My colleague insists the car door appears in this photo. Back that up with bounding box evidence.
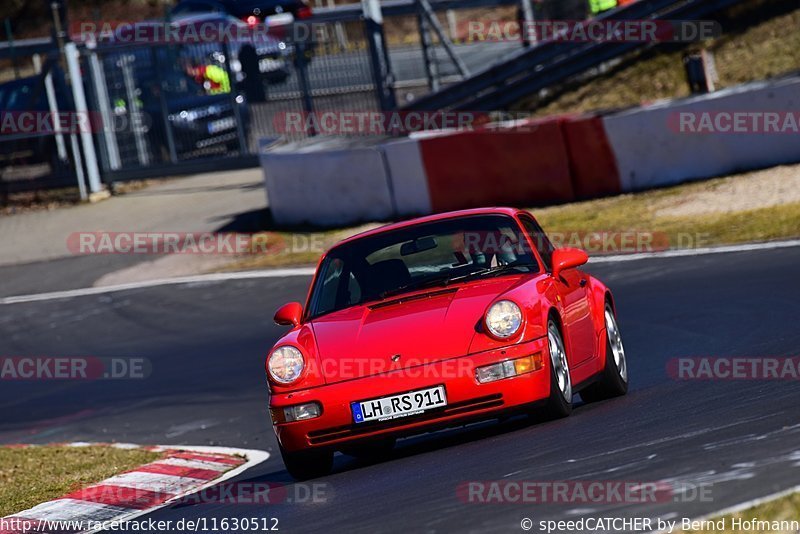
[552,266,595,365]
[518,215,595,365]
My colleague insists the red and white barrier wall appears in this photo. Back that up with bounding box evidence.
[602,76,800,191]
[261,75,800,226]
[260,138,395,226]
[262,117,596,226]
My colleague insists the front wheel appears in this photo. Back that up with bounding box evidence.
[279,444,333,480]
[581,305,628,403]
[542,318,573,418]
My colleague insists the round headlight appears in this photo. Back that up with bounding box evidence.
[268,345,305,384]
[485,300,523,339]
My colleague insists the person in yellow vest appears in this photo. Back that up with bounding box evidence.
[187,61,231,95]
[203,64,231,94]
[589,0,618,15]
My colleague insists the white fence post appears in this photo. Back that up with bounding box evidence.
[64,42,103,194]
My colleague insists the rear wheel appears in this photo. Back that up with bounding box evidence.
[543,318,573,418]
[581,305,628,403]
[279,444,333,480]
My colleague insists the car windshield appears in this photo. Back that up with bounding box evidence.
[307,214,539,318]
[0,80,34,110]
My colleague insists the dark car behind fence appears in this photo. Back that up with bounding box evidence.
[0,0,575,195]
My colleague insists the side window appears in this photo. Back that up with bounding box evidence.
[310,258,344,315]
[346,272,362,305]
[520,216,555,272]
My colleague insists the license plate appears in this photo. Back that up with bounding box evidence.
[208,117,236,134]
[266,13,294,27]
[259,58,285,72]
[352,385,447,424]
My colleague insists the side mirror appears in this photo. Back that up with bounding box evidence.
[551,248,589,279]
[274,302,303,327]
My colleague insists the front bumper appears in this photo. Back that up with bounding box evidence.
[270,336,550,452]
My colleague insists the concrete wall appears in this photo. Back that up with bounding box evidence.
[603,77,800,191]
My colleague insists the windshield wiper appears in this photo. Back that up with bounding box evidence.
[449,262,534,283]
[378,263,533,300]
[378,275,453,299]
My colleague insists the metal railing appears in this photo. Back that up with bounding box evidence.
[312,0,522,22]
[1,0,751,191]
[405,0,749,111]
[0,48,85,199]
[0,0,536,188]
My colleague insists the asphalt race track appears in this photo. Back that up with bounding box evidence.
[1,246,799,533]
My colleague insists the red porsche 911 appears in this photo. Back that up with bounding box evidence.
[266,207,628,479]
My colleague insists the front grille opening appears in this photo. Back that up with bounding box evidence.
[307,393,504,445]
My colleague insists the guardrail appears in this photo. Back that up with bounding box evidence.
[0,37,57,60]
[404,0,749,111]
[311,0,522,23]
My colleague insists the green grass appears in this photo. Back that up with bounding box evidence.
[533,181,800,249]
[680,491,800,533]
[0,446,162,517]
[518,0,800,115]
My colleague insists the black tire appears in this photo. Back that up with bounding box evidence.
[580,304,629,403]
[341,437,396,459]
[279,444,333,480]
[542,318,573,419]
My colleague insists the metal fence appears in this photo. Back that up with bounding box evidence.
[0,0,582,193]
[0,55,102,203]
[77,17,391,180]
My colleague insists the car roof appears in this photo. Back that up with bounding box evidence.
[335,207,526,248]
[171,12,239,24]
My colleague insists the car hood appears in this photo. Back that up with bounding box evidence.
[309,276,524,384]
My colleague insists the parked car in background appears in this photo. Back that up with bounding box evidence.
[170,0,317,59]
[171,0,313,27]
[100,47,251,161]
[91,15,292,86]
[144,72,251,158]
[168,13,293,85]
[0,68,73,170]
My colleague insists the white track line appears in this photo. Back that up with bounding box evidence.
[589,239,800,263]
[0,268,316,305]
[690,484,800,520]
[647,484,800,534]
[1,240,798,306]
